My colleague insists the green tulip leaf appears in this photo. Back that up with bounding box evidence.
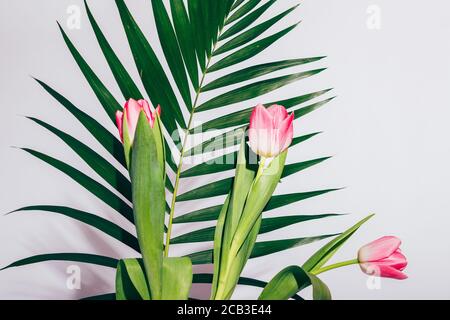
[171,214,340,244]
[8,206,139,252]
[161,257,193,300]
[85,0,143,100]
[20,148,134,223]
[219,0,276,41]
[130,112,166,299]
[302,214,375,273]
[116,259,151,300]
[215,4,299,55]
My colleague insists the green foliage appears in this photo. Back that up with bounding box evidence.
[116,259,151,300]
[5,0,367,301]
[130,113,166,299]
[258,265,331,300]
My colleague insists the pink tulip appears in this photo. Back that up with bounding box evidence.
[358,236,408,280]
[116,99,161,143]
[248,104,294,158]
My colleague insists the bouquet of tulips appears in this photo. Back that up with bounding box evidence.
[3,0,407,300]
[111,99,407,300]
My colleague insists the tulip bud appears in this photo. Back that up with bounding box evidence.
[358,236,408,280]
[248,104,294,158]
[116,99,161,168]
[116,99,161,143]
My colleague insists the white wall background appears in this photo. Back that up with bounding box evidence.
[1,0,449,299]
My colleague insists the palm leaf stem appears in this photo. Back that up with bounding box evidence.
[164,43,220,258]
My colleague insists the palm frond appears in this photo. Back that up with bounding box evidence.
[186,234,338,264]
[10,0,343,297]
[8,206,139,252]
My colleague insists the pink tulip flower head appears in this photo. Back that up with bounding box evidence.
[116,99,161,143]
[248,104,294,158]
[358,236,408,280]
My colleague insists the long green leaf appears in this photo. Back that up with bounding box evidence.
[180,150,237,178]
[187,234,336,265]
[258,265,310,300]
[265,189,341,212]
[34,79,126,167]
[192,97,335,152]
[171,214,340,244]
[1,253,118,271]
[199,0,214,56]
[188,0,206,71]
[20,148,134,223]
[211,139,258,299]
[115,0,186,133]
[131,113,166,299]
[259,266,331,300]
[219,0,276,41]
[169,0,199,89]
[177,178,232,202]
[165,140,179,172]
[193,273,303,300]
[173,188,339,224]
[302,214,375,273]
[251,235,337,259]
[173,205,223,224]
[116,259,151,300]
[94,276,301,300]
[81,293,116,300]
[58,23,121,122]
[217,0,234,32]
[177,157,330,201]
[230,151,287,255]
[184,126,246,157]
[309,274,332,300]
[85,0,142,100]
[192,90,331,133]
[293,97,336,120]
[226,0,262,25]
[197,69,325,112]
[203,57,325,92]
[216,3,299,55]
[151,0,192,110]
[210,195,230,298]
[282,157,331,178]
[230,0,245,12]
[9,206,139,252]
[208,23,299,72]
[181,132,321,178]
[28,117,132,201]
[1,254,300,298]
[161,257,193,300]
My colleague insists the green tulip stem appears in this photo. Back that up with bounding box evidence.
[311,259,359,276]
[255,157,267,181]
[227,157,266,257]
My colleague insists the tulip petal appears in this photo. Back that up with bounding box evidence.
[155,105,161,117]
[249,104,272,131]
[248,105,274,157]
[116,111,124,142]
[138,99,153,122]
[378,250,408,271]
[267,104,288,127]
[377,265,408,280]
[360,263,408,280]
[278,112,294,152]
[358,236,402,262]
[125,99,142,140]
